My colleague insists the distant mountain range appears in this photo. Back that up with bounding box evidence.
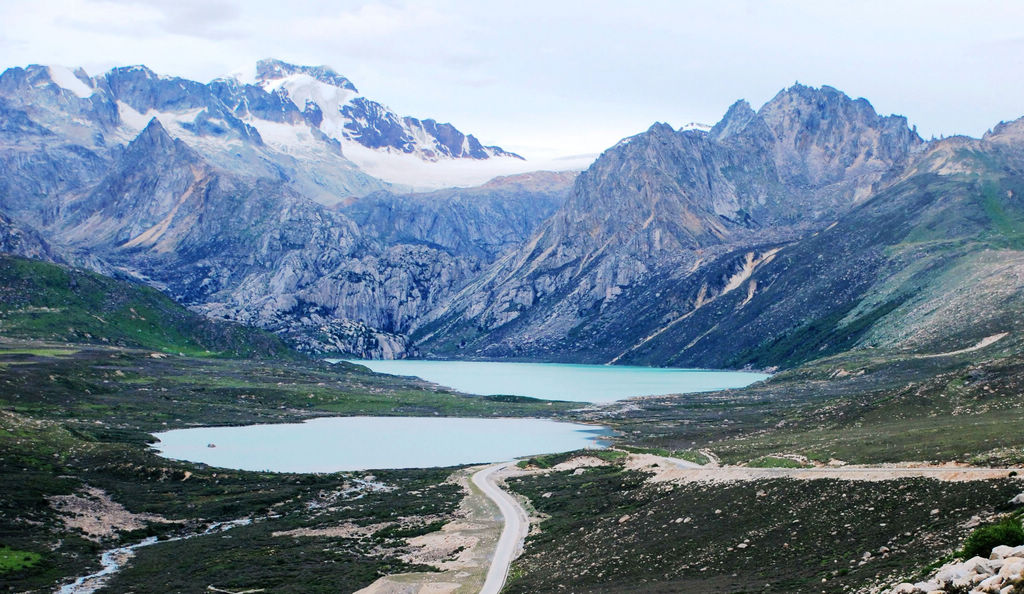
[0,60,575,356]
[1,61,1022,366]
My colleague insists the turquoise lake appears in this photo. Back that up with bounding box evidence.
[152,416,610,472]
[342,359,769,403]
[151,361,766,471]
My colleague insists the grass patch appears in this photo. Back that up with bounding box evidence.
[518,448,622,469]
[747,456,809,468]
[0,255,294,359]
[373,520,447,540]
[0,546,42,574]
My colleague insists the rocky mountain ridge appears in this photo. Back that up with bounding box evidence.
[415,84,939,364]
[3,70,1022,367]
[46,119,567,357]
[0,60,570,357]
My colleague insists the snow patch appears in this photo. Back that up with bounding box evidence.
[116,102,151,131]
[48,65,93,98]
[338,140,592,190]
[680,122,712,133]
[250,119,324,156]
[260,73,356,138]
[116,102,204,134]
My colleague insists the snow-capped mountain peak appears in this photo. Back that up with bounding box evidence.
[255,59,358,93]
[2,59,557,192]
[233,58,527,187]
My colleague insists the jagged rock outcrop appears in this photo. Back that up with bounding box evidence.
[0,211,60,262]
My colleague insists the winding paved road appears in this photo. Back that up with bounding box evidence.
[472,463,529,594]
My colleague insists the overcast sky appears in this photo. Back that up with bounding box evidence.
[2,0,1023,159]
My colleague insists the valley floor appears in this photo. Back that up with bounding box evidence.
[0,340,571,593]
[4,335,1024,593]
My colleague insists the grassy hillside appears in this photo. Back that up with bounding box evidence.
[599,344,1024,467]
[0,255,294,359]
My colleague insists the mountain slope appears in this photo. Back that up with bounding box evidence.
[0,211,61,263]
[24,119,565,357]
[0,59,530,218]
[420,124,1024,368]
[251,59,519,161]
[343,171,574,262]
[0,254,293,358]
[622,130,1024,369]
[0,61,575,357]
[416,85,926,363]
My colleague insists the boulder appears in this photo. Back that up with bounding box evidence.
[934,563,968,584]
[998,556,1024,579]
[962,556,998,574]
[977,574,1004,592]
[992,544,1024,560]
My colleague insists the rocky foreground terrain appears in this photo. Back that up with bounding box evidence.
[893,543,1024,593]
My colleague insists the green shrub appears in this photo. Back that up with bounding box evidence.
[961,516,1024,559]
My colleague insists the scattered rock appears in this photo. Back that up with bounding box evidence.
[888,545,1024,593]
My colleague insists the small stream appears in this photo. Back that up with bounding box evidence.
[57,518,253,594]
